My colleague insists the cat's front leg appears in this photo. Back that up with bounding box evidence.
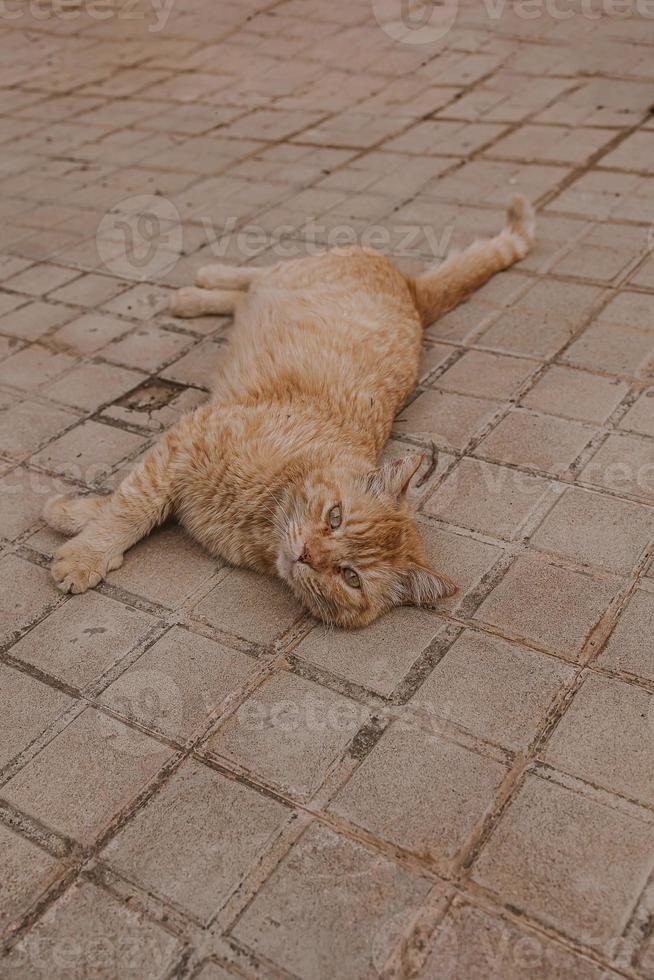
[52,534,124,594]
[45,413,199,594]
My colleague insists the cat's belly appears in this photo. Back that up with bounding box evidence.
[211,297,422,448]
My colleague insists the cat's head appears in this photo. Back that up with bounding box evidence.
[276,452,456,628]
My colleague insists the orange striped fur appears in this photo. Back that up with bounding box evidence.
[44,197,535,627]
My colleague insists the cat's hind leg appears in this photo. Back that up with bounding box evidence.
[408,196,536,327]
[170,287,241,318]
[46,421,188,594]
[194,264,261,290]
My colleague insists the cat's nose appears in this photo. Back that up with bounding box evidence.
[298,541,324,569]
[297,544,312,566]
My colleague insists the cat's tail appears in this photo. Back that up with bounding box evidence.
[407,195,535,328]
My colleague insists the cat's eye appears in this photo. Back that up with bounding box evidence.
[342,567,360,589]
[328,504,342,529]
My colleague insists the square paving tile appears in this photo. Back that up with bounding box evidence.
[104,326,193,373]
[102,760,288,924]
[30,420,147,483]
[51,312,130,355]
[473,774,654,946]
[394,389,501,452]
[580,432,654,499]
[99,626,256,742]
[3,262,80,296]
[331,726,507,863]
[0,300,75,342]
[476,409,594,476]
[417,521,504,611]
[107,523,219,608]
[102,283,171,320]
[563,292,654,377]
[157,338,225,388]
[543,674,654,805]
[619,389,654,437]
[549,222,644,284]
[417,902,617,980]
[232,822,432,980]
[49,272,126,307]
[487,124,614,165]
[423,458,554,541]
[418,342,453,382]
[0,664,73,769]
[42,361,144,412]
[191,569,304,646]
[2,880,181,980]
[521,365,629,424]
[417,629,573,751]
[598,589,654,681]
[294,607,445,697]
[601,131,654,173]
[530,487,654,574]
[0,344,77,391]
[641,936,654,980]
[194,965,237,980]
[0,554,62,648]
[0,823,63,937]
[563,320,654,377]
[435,350,535,400]
[630,256,654,290]
[207,669,363,800]
[194,965,239,980]
[10,591,159,688]
[0,398,78,458]
[425,297,498,343]
[0,466,66,540]
[475,555,618,660]
[478,281,601,358]
[2,709,171,844]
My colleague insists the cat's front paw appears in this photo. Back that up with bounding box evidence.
[51,540,121,594]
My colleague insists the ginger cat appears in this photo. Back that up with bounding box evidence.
[44,197,535,628]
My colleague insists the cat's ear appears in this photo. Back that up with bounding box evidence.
[367,452,424,498]
[400,562,457,607]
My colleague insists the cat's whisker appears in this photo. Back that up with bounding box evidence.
[259,501,286,532]
[260,486,293,539]
[303,577,336,628]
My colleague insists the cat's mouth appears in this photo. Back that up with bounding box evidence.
[276,542,302,582]
[278,545,322,598]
